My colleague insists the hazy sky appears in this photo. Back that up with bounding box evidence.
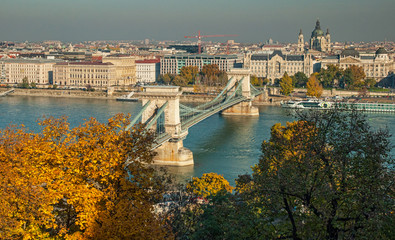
[1,0,394,43]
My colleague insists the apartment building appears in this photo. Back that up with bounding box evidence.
[102,56,136,86]
[53,62,116,88]
[136,59,160,83]
[0,59,62,85]
[245,51,315,83]
[160,54,239,75]
[321,48,394,80]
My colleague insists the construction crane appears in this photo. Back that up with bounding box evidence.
[184,30,238,54]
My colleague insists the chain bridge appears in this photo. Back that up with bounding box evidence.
[126,69,264,166]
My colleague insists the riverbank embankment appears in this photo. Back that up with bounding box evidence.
[2,87,393,106]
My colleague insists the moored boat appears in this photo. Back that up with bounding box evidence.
[281,99,395,112]
[116,91,139,102]
[281,99,332,109]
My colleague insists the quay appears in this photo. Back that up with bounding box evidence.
[0,88,15,97]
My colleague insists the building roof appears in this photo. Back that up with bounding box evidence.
[251,51,304,61]
[324,55,340,60]
[251,55,268,61]
[375,47,388,55]
[55,61,113,66]
[341,48,360,58]
[0,59,63,63]
[361,56,375,60]
[136,59,160,64]
[311,19,324,38]
[286,55,304,61]
[164,54,238,60]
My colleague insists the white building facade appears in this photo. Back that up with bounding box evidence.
[136,59,160,83]
[160,54,240,75]
[245,51,315,83]
[321,48,394,80]
[0,59,62,85]
[53,62,116,88]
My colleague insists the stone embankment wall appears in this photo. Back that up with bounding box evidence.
[3,87,392,106]
[6,88,121,99]
[1,88,217,102]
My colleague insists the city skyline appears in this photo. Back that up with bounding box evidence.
[1,0,394,43]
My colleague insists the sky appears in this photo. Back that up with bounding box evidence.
[1,0,394,43]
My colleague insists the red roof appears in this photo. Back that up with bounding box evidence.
[262,45,283,48]
[136,59,160,64]
[55,61,113,66]
[92,56,103,62]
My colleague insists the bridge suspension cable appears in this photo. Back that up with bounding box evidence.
[130,76,265,148]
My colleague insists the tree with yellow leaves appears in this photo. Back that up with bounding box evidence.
[279,72,294,96]
[306,74,323,98]
[186,173,233,198]
[0,114,172,239]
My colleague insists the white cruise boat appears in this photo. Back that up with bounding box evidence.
[281,99,332,109]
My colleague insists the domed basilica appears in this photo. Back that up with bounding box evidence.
[298,19,331,53]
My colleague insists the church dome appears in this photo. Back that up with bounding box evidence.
[341,48,360,57]
[311,19,324,38]
[375,47,388,55]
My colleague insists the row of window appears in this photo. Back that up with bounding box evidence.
[251,62,304,66]
[67,68,109,73]
[69,74,109,79]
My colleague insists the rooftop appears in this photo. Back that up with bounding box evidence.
[0,59,63,63]
[55,61,113,66]
[136,59,160,64]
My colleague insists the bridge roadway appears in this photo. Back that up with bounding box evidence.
[133,69,263,165]
[151,94,247,150]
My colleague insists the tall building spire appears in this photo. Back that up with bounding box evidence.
[299,29,303,35]
[315,19,321,30]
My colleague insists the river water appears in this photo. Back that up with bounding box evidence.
[1,96,394,185]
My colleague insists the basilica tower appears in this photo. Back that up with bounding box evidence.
[297,29,304,53]
[309,19,331,53]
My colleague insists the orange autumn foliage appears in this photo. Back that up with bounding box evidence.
[0,114,172,239]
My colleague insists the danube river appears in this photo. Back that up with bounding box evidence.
[1,96,394,184]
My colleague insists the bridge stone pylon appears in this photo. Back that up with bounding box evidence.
[138,71,261,166]
[141,86,194,166]
[221,68,259,116]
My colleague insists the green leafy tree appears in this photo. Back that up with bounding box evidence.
[319,64,343,88]
[169,174,269,240]
[306,75,323,98]
[30,81,37,88]
[292,72,308,88]
[341,65,366,89]
[279,72,293,96]
[239,109,394,239]
[364,78,377,88]
[250,75,260,86]
[158,73,174,85]
[17,77,30,89]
